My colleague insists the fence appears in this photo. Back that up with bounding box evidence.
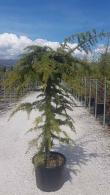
[72,77,110,128]
[1,75,110,128]
[0,75,38,114]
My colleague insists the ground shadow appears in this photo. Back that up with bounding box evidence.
[55,141,99,185]
[0,101,17,116]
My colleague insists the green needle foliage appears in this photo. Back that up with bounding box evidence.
[6,30,109,166]
[64,30,109,53]
[8,46,75,164]
[95,52,110,79]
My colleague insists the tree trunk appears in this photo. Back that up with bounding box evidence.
[44,78,52,165]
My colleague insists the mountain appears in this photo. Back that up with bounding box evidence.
[0,59,17,67]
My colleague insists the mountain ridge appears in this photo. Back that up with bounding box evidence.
[0,59,17,67]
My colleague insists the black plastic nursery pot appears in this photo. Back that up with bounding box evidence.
[94,103,104,115]
[89,97,95,106]
[85,97,95,106]
[32,151,66,192]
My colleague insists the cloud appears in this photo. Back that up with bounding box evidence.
[0,33,105,60]
[0,33,60,59]
[0,33,88,59]
[34,39,60,50]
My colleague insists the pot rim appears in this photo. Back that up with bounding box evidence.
[32,151,66,169]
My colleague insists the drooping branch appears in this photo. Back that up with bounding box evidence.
[63,30,110,54]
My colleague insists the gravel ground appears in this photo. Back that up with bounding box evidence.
[0,92,110,195]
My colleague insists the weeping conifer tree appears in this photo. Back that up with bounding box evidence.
[5,30,109,165]
[7,46,75,165]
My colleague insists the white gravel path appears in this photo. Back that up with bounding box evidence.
[0,92,110,195]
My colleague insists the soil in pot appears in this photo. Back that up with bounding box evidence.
[32,151,66,192]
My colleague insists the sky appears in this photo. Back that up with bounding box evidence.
[0,0,110,58]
